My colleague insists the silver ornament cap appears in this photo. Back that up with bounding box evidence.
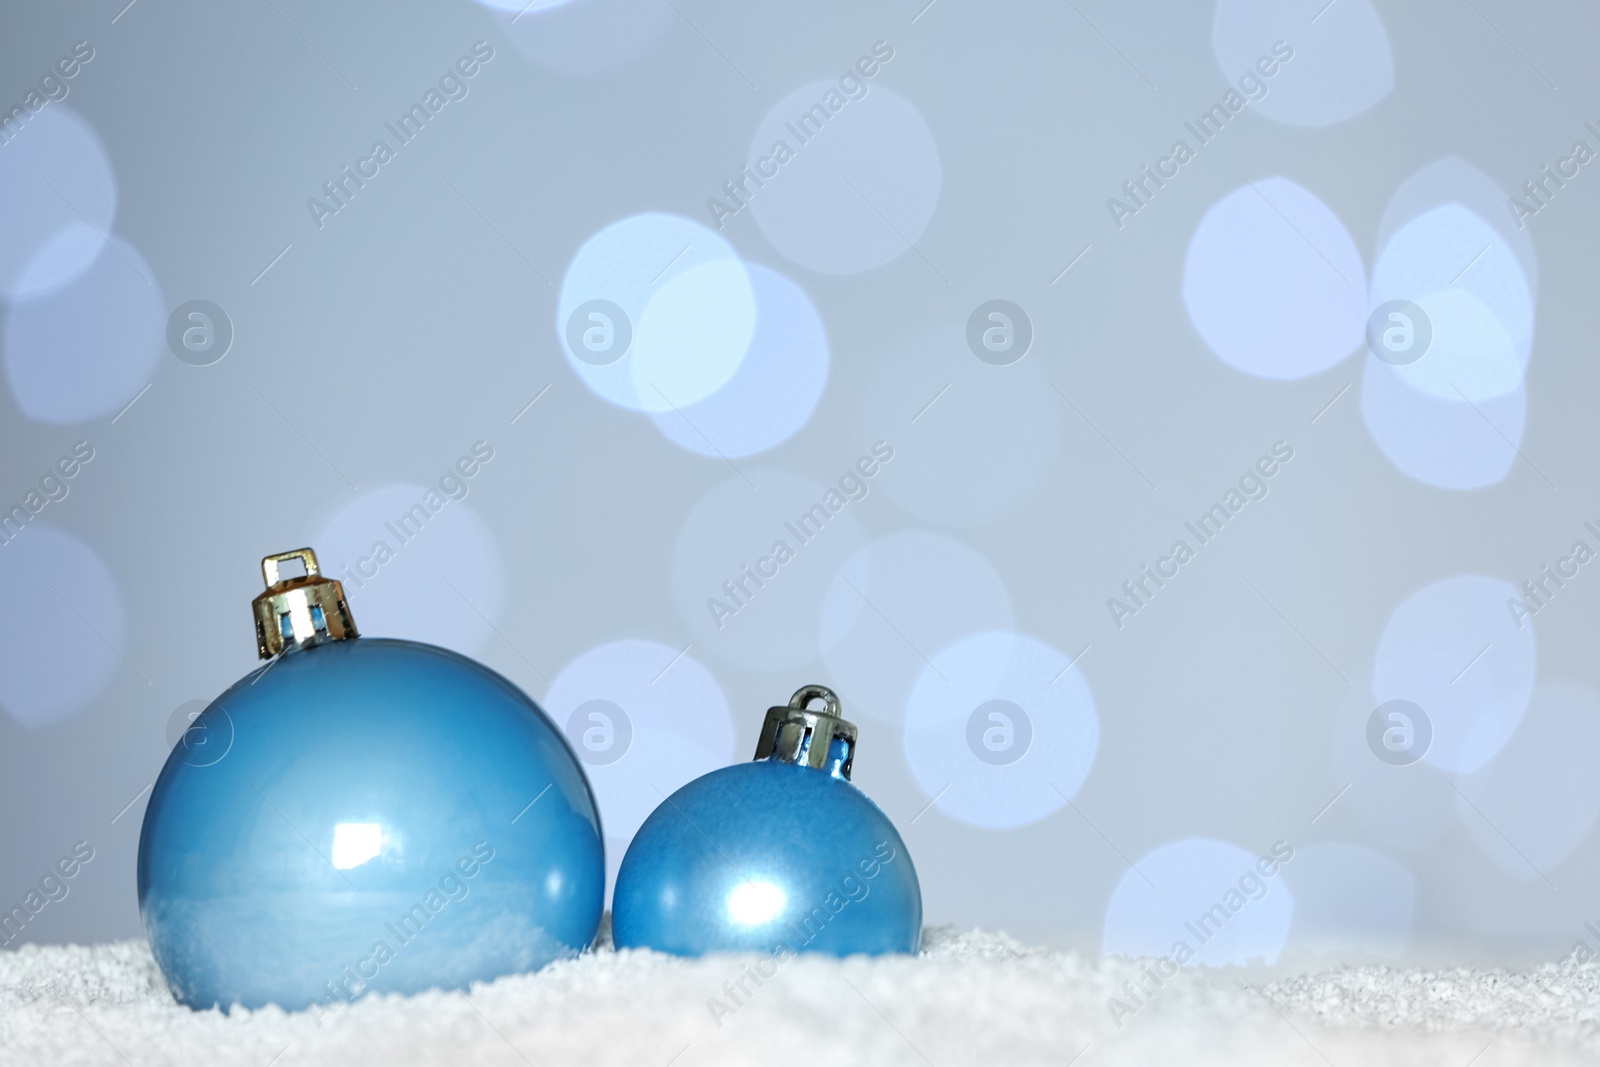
[753,684,857,780]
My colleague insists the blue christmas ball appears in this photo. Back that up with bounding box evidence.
[138,550,604,1012]
[612,685,920,957]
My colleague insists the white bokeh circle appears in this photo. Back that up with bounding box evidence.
[1360,357,1525,491]
[1102,838,1295,966]
[4,236,163,425]
[746,80,941,275]
[0,106,117,299]
[1183,177,1365,379]
[818,531,1012,725]
[670,470,865,672]
[647,263,828,458]
[1377,158,1537,294]
[1370,204,1533,403]
[1362,158,1537,491]
[1280,841,1414,959]
[1212,0,1394,127]
[903,630,1098,830]
[1372,574,1536,776]
[557,212,754,413]
[1455,683,1600,881]
[0,524,128,728]
[313,484,506,657]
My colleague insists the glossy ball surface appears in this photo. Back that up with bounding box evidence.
[612,756,920,956]
[138,638,604,1011]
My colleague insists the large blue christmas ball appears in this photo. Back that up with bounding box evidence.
[612,686,920,957]
[138,551,604,1012]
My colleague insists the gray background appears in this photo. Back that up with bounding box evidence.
[2,0,1597,970]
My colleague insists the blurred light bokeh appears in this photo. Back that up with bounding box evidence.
[2,0,1598,970]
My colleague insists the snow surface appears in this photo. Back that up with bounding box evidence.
[2,924,1596,1066]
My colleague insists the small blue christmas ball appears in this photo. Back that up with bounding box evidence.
[612,685,920,957]
[138,550,603,1012]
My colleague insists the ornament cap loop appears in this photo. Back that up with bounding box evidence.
[753,684,857,780]
[251,547,359,659]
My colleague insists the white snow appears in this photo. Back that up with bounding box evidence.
[1,925,1594,1066]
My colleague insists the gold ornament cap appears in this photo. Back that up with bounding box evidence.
[753,685,857,780]
[251,548,358,659]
